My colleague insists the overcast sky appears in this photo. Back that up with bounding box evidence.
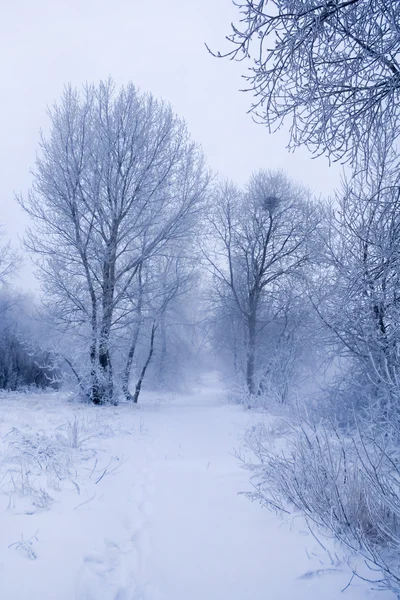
[1,0,342,291]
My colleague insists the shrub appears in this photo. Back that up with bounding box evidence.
[243,410,400,594]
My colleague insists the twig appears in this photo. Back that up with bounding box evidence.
[341,572,355,593]
[95,457,126,484]
[74,493,96,510]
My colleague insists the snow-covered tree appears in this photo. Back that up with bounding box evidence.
[205,170,317,396]
[217,0,400,166]
[19,80,209,404]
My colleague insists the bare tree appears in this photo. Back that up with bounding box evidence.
[19,80,209,404]
[0,227,18,288]
[205,170,317,396]
[215,0,400,165]
[121,251,196,402]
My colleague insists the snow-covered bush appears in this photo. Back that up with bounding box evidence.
[0,413,107,512]
[243,410,400,594]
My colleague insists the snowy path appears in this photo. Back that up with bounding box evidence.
[0,375,395,599]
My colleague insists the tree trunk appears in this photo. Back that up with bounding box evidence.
[99,345,114,402]
[246,311,257,396]
[93,235,117,404]
[122,265,143,401]
[122,325,141,401]
[90,334,102,405]
[63,356,88,399]
[132,321,157,404]
[158,313,167,387]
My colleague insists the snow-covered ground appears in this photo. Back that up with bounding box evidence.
[0,373,395,599]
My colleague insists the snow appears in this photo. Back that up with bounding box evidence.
[0,373,395,599]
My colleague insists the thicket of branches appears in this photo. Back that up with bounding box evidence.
[215,1,400,594]
[216,0,400,166]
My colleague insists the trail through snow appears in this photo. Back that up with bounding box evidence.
[0,373,395,599]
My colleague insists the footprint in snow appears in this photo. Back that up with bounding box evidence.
[75,540,138,600]
[75,448,157,600]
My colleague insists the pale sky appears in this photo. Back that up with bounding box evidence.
[0,0,342,290]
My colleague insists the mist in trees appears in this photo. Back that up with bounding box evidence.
[7,77,326,408]
[10,73,393,417]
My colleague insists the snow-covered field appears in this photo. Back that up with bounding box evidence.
[0,373,395,599]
